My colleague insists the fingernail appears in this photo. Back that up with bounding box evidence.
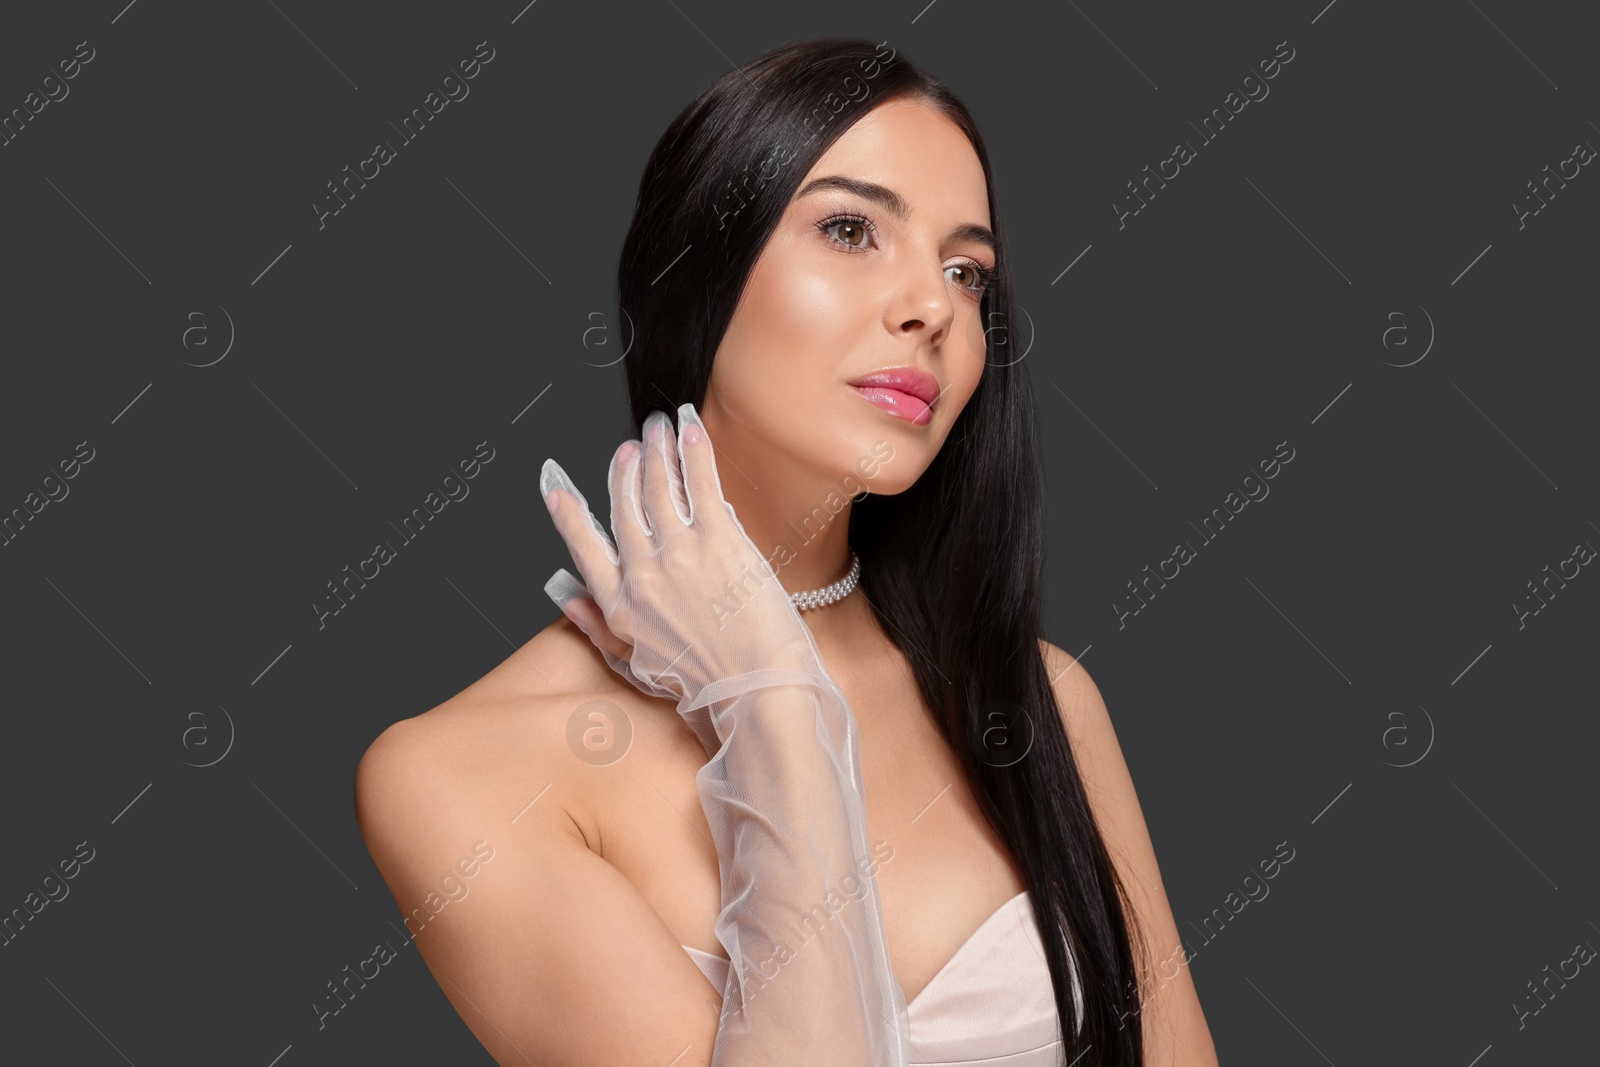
[540,458,572,501]
[683,423,701,445]
[544,490,560,515]
[544,567,588,610]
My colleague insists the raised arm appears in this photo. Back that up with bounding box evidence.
[540,402,911,1065]
[678,667,907,1064]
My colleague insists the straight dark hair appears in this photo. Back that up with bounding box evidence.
[616,36,1146,1065]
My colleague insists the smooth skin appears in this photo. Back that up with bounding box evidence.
[355,97,1218,1065]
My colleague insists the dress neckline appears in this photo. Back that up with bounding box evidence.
[901,889,1031,1009]
[682,889,1034,1012]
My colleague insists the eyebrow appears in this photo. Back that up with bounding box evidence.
[795,175,996,253]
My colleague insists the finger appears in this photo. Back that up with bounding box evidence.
[640,409,690,536]
[543,566,593,614]
[560,595,633,663]
[540,458,621,605]
[675,402,730,528]
[607,438,651,557]
[546,568,623,658]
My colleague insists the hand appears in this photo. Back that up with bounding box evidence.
[540,403,820,709]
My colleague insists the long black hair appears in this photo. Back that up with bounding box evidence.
[616,36,1146,1065]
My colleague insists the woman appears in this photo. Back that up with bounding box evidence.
[355,36,1217,1066]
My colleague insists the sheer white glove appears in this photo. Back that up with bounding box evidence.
[541,402,910,1066]
[542,404,823,701]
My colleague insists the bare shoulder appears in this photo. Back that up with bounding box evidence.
[353,616,612,917]
[1037,638,1112,749]
[360,619,584,816]
[355,614,689,849]
[1037,636,1141,879]
[1037,638,1139,822]
[352,616,723,1065]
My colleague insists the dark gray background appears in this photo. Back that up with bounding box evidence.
[2,0,1595,1063]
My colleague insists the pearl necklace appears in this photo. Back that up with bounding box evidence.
[788,549,861,611]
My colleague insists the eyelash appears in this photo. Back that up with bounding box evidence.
[814,211,996,298]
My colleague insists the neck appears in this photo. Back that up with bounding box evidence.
[696,393,858,602]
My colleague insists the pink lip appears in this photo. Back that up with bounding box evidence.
[847,368,940,426]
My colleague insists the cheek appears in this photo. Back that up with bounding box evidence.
[952,306,989,400]
[961,302,993,365]
[749,256,863,356]
[721,258,864,395]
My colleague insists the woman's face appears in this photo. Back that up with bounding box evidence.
[705,97,995,496]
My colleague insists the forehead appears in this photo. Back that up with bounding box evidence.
[799,99,989,224]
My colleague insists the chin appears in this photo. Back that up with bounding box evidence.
[827,428,918,498]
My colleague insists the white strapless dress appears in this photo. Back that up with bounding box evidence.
[681,890,1082,1065]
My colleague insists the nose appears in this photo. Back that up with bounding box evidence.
[886,259,956,346]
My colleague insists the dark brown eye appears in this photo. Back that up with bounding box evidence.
[948,264,980,288]
[829,219,868,246]
[945,262,995,298]
[818,213,877,249]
